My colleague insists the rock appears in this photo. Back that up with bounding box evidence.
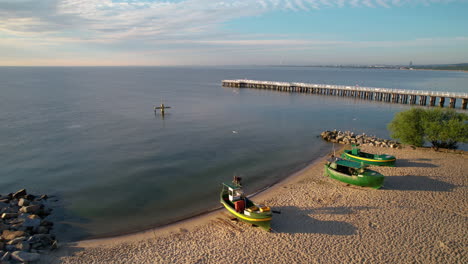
[27,234,53,245]
[17,198,29,207]
[35,226,49,234]
[31,243,42,250]
[20,204,41,214]
[0,221,9,230]
[12,190,27,199]
[28,214,40,220]
[40,220,53,227]
[8,217,24,225]
[5,245,16,251]
[22,218,41,228]
[1,251,11,261]
[11,251,40,262]
[1,213,18,219]
[6,237,25,245]
[51,240,58,250]
[0,202,9,209]
[40,207,52,217]
[0,199,10,204]
[38,195,48,201]
[2,230,25,240]
[16,242,30,251]
[24,194,35,201]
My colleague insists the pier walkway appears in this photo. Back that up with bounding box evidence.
[222,79,468,109]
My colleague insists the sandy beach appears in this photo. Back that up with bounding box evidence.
[43,146,467,264]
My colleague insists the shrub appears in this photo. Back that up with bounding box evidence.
[388,108,468,149]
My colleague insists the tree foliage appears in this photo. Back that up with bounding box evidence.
[388,108,468,149]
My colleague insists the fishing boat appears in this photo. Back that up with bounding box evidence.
[220,177,272,231]
[324,157,384,189]
[341,145,396,166]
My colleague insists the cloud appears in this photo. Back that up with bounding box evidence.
[0,0,466,66]
[0,0,461,44]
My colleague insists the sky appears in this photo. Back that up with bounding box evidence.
[1,0,468,66]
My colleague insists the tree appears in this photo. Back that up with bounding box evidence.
[387,108,425,147]
[388,108,468,149]
[422,108,468,149]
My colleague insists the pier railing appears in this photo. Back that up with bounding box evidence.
[222,79,468,109]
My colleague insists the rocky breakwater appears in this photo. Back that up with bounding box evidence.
[321,130,401,148]
[0,189,57,263]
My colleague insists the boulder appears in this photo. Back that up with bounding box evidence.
[31,243,42,250]
[16,242,30,251]
[18,198,29,207]
[23,218,41,228]
[27,234,53,245]
[40,220,53,227]
[8,217,24,225]
[24,194,35,201]
[28,214,40,220]
[1,213,18,219]
[12,189,27,199]
[5,245,16,251]
[11,251,40,262]
[6,237,25,245]
[1,251,10,262]
[20,204,41,214]
[35,226,49,234]
[0,222,9,231]
[2,230,25,240]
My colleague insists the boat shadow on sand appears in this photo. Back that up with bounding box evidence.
[395,159,438,168]
[270,206,370,235]
[383,175,457,192]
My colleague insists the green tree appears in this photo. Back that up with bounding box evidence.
[422,108,468,149]
[387,108,425,147]
[388,108,468,149]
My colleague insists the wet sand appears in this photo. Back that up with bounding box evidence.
[44,146,467,263]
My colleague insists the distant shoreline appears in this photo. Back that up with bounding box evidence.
[270,65,468,72]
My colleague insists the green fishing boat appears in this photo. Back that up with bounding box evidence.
[220,178,272,231]
[341,146,396,167]
[324,157,384,189]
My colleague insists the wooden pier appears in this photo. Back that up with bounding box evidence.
[222,80,468,109]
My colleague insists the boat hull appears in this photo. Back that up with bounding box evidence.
[341,151,396,167]
[220,198,272,231]
[324,164,384,189]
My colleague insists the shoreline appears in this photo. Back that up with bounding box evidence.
[67,145,344,247]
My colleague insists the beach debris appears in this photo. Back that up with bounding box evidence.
[321,130,401,148]
[0,189,58,263]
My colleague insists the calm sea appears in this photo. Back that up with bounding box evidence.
[1,66,467,240]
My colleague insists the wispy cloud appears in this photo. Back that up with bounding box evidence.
[0,0,466,65]
[0,0,460,43]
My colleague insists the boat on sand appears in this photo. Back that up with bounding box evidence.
[220,177,272,231]
[341,145,396,167]
[324,157,385,189]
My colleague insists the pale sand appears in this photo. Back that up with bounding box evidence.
[43,146,467,263]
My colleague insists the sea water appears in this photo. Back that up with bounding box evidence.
[0,66,467,240]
